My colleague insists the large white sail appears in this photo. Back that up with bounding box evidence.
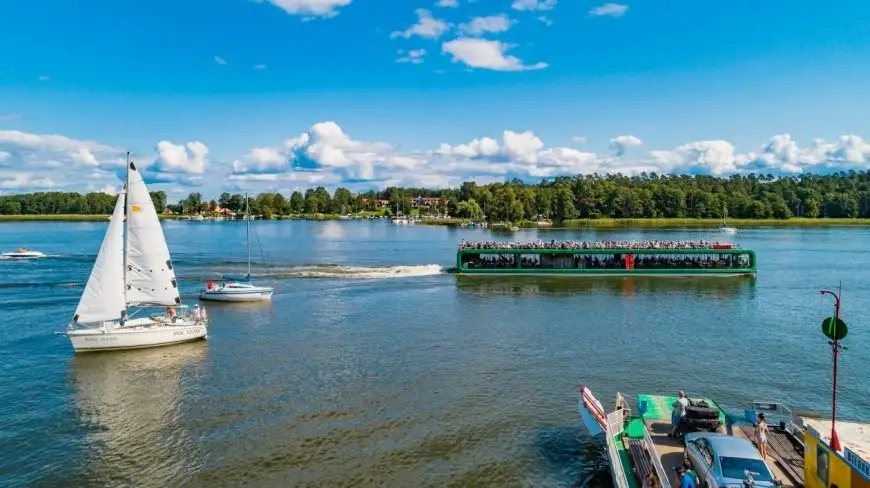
[73,191,127,324]
[124,162,180,306]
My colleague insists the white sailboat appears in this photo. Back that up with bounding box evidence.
[66,157,208,353]
[199,194,274,302]
[720,204,737,234]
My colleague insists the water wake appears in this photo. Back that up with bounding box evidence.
[186,264,445,280]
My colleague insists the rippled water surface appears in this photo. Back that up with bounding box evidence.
[1,220,869,487]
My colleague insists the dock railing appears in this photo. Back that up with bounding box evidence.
[750,401,804,441]
[605,408,631,488]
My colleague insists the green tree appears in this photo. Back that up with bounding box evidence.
[290,191,304,213]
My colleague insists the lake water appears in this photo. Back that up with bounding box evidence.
[1,220,868,487]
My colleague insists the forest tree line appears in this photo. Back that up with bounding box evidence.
[3,172,870,220]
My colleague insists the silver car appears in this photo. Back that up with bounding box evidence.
[683,432,782,488]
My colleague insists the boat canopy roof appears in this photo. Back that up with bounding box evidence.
[458,239,740,252]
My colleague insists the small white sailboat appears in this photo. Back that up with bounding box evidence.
[720,205,737,234]
[65,157,208,353]
[1,248,46,259]
[200,195,274,302]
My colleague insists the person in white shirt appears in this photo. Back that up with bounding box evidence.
[670,391,689,437]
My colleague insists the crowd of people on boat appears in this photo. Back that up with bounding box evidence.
[458,239,729,250]
[464,252,750,270]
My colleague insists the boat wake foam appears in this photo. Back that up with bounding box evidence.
[190,264,445,280]
[278,264,445,279]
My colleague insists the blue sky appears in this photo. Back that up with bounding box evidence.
[1,0,870,198]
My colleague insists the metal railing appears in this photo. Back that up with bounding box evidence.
[605,408,631,488]
[751,401,803,440]
[641,423,673,488]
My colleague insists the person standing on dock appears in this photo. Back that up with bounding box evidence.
[670,391,689,437]
[755,413,769,460]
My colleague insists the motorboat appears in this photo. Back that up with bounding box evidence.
[1,248,46,259]
[720,204,737,233]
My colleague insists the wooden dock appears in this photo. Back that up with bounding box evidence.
[732,424,804,488]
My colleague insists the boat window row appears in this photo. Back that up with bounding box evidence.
[460,252,754,270]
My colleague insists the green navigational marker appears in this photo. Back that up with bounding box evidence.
[822,316,848,340]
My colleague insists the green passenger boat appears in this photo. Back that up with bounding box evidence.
[455,240,757,277]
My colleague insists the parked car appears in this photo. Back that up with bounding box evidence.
[683,432,782,488]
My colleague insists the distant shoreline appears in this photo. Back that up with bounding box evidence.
[2,214,870,228]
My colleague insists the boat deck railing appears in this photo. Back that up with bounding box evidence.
[605,408,631,488]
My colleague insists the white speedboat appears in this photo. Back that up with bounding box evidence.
[2,248,46,259]
[720,204,737,233]
[200,194,274,302]
[65,157,208,353]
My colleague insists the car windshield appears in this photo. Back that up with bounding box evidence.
[719,457,774,482]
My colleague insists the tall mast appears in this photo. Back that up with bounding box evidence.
[245,193,251,277]
[122,152,130,313]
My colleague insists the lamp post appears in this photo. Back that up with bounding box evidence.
[819,284,847,452]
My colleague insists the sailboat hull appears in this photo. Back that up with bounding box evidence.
[67,321,207,353]
[200,287,274,302]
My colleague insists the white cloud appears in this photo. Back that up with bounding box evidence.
[231,121,412,182]
[589,3,628,17]
[229,124,870,191]
[511,0,556,11]
[38,76,50,81]
[459,15,514,36]
[0,114,21,122]
[0,130,120,170]
[5,124,870,196]
[442,38,547,71]
[261,0,352,18]
[152,141,208,175]
[214,56,228,65]
[253,64,268,70]
[396,49,427,64]
[98,184,118,195]
[0,173,55,192]
[610,135,643,156]
[436,0,458,7]
[536,16,554,26]
[391,9,450,39]
[0,130,210,190]
[572,136,587,144]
